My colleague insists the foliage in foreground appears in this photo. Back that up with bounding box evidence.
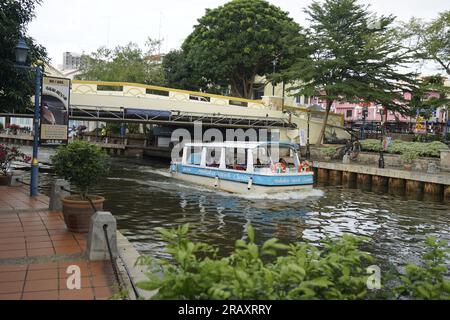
[136,225,449,300]
[361,139,448,158]
[395,237,450,300]
[136,225,373,300]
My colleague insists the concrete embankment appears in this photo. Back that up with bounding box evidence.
[313,161,450,202]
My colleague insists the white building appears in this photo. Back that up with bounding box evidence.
[62,52,84,71]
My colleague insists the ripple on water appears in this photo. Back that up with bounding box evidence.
[33,159,450,268]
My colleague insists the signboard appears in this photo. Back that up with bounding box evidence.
[415,116,426,134]
[299,129,307,147]
[383,137,392,151]
[40,76,70,146]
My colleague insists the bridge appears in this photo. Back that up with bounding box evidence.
[1,80,347,143]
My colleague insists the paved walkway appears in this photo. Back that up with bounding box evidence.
[0,186,120,300]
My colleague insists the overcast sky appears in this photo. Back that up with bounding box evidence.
[28,0,449,71]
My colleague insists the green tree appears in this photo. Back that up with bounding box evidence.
[76,38,165,86]
[403,11,450,76]
[408,75,450,120]
[180,0,305,99]
[284,0,417,145]
[0,0,47,113]
[162,50,207,92]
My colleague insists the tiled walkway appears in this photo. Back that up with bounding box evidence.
[0,186,120,300]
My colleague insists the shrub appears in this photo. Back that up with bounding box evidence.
[395,237,450,300]
[136,224,373,300]
[321,147,339,158]
[400,149,419,164]
[361,139,448,158]
[51,141,110,199]
[136,225,450,300]
[360,139,381,152]
[0,144,31,176]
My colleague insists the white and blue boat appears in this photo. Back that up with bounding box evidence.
[170,141,314,194]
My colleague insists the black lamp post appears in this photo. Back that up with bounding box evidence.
[378,107,385,169]
[361,106,368,140]
[15,37,42,197]
[304,105,314,160]
[306,110,311,160]
[272,58,277,96]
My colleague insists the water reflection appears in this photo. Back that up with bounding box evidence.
[35,158,449,267]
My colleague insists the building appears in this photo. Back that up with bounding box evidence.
[258,76,449,136]
[62,52,84,71]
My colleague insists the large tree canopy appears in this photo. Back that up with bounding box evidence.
[180,0,305,99]
[0,0,47,113]
[284,0,417,145]
[76,39,165,86]
[403,11,450,76]
[162,50,210,92]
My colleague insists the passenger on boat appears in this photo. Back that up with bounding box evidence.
[279,158,287,170]
[273,158,287,173]
[207,156,219,167]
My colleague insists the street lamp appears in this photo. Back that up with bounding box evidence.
[14,37,42,197]
[305,105,315,160]
[306,110,311,160]
[272,58,277,96]
[378,107,386,169]
[361,106,368,140]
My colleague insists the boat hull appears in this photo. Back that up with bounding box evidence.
[170,164,314,194]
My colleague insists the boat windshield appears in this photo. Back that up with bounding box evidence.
[183,144,300,174]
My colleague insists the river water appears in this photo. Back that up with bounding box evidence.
[35,157,449,269]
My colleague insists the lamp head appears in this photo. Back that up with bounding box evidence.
[15,38,30,65]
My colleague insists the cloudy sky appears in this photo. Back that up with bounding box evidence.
[28,0,449,70]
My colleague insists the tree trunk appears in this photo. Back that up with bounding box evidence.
[315,100,333,146]
[230,75,255,99]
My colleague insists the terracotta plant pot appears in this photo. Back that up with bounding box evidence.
[0,174,11,186]
[62,195,105,233]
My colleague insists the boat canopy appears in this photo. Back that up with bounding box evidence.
[184,141,299,150]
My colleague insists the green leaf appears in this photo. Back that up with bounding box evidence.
[247,225,255,243]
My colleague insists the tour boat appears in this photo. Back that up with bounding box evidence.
[170,141,314,194]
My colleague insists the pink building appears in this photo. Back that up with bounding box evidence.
[329,91,448,134]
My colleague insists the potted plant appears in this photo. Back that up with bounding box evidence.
[0,144,30,185]
[51,141,110,233]
[401,149,419,171]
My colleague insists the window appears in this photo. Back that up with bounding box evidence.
[253,88,265,100]
[146,89,169,97]
[304,96,309,105]
[346,110,353,118]
[229,100,248,107]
